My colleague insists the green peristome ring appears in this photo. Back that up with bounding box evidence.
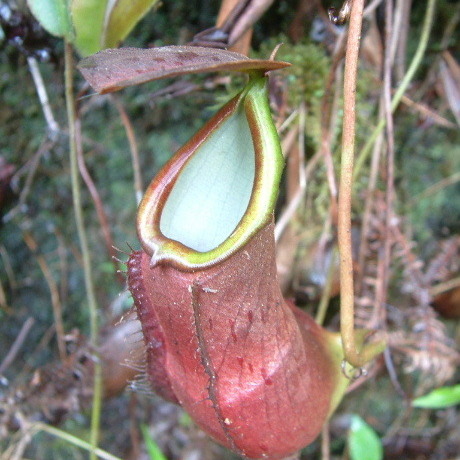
[137,75,284,270]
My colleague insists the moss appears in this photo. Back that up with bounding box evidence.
[398,122,460,250]
[257,35,330,153]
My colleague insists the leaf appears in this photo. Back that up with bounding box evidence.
[348,415,383,460]
[140,425,167,460]
[102,0,160,49]
[71,0,108,56]
[27,0,72,38]
[412,384,460,409]
[71,0,157,56]
[78,46,291,94]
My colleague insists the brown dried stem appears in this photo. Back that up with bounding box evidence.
[0,317,35,375]
[110,95,143,204]
[216,0,252,54]
[23,231,66,361]
[5,138,54,223]
[75,118,124,285]
[355,115,384,296]
[354,0,438,179]
[27,56,59,136]
[0,278,7,312]
[320,30,347,224]
[338,0,385,368]
[321,422,330,460]
[373,0,396,329]
[274,149,321,242]
[0,245,16,291]
[392,0,412,82]
[275,27,345,241]
[430,276,460,298]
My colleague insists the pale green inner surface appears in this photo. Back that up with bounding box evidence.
[160,106,255,252]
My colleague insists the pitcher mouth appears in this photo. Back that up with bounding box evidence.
[136,76,284,270]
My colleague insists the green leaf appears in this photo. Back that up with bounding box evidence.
[140,425,167,460]
[348,415,383,460]
[27,0,72,38]
[70,0,108,56]
[71,0,159,57]
[102,0,160,49]
[412,384,460,409]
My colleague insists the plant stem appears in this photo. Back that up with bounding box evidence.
[28,56,60,135]
[410,171,460,203]
[338,0,385,368]
[34,423,122,460]
[430,275,460,298]
[23,230,66,361]
[75,117,124,285]
[64,39,102,460]
[354,0,438,179]
[321,422,330,460]
[110,95,143,204]
[315,246,337,326]
[0,317,34,375]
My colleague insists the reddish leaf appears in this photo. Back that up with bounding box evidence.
[78,45,290,94]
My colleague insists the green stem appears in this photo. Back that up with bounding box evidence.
[354,0,437,179]
[33,423,122,460]
[64,40,102,460]
[410,170,460,203]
